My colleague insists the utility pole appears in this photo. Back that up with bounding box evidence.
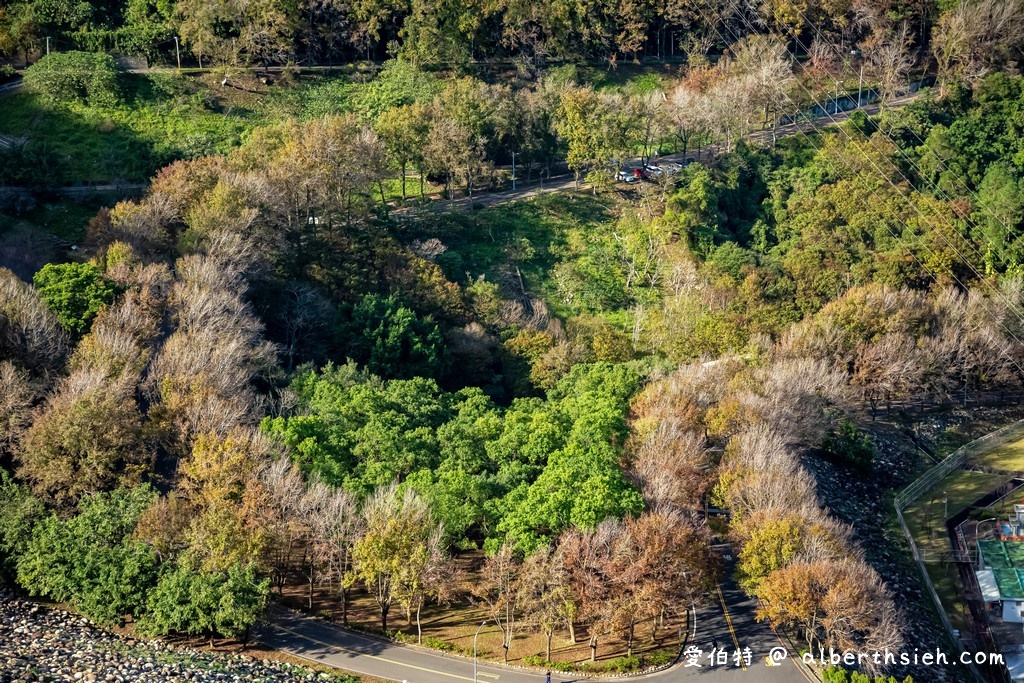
[474,621,488,683]
[174,36,181,70]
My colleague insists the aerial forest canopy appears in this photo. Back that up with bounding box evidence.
[1,0,1023,73]
[2,0,1024,678]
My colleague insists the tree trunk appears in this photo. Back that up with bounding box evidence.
[341,586,350,626]
[589,635,598,662]
[567,620,576,644]
[401,162,407,200]
[382,603,390,632]
[545,631,552,661]
[416,603,423,644]
[626,623,634,657]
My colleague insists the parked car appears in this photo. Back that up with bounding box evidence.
[632,167,650,181]
[643,164,665,176]
[658,161,684,174]
[616,170,638,183]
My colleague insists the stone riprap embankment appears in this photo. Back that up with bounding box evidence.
[0,591,347,683]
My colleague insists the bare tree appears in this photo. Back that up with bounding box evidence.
[0,361,33,455]
[315,487,364,625]
[472,541,525,663]
[738,358,851,447]
[0,268,68,375]
[932,0,1024,93]
[395,525,453,643]
[718,425,819,520]
[865,24,915,105]
[521,545,571,661]
[627,422,710,513]
[261,457,309,596]
[352,484,436,632]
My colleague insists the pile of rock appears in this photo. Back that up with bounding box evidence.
[0,591,348,683]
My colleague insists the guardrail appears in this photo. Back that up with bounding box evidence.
[894,418,1024,683]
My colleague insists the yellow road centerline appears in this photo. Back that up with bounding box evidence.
[715,585,746,671]
[272,622,481,682]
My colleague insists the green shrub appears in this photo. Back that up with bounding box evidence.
[605,655,640,672]
[138,561,269,639]
[32,262,118,336]
[822,418,875,473]
[0,470,45,586]
[16,487,158,626]
[646,650,674,667]
[521,656,579,672]
[422,636,456,652]
[24,52,122,106]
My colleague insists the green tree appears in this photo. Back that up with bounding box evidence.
[24,51,121,106]
[0,470,44,586]
[976,162,1024,272]
[16,486,158,626]
[32,262,118,337]
[376,102,431,200]
[665,165,722,258]
[493,364,644,552]
[346,294,447,380]
[351,484,439,631]
[139,561,269,642]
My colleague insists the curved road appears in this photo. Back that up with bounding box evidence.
[422,94,919,214]
[257,545,814,683]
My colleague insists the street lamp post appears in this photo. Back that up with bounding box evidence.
[474,620,488,683]
[971,518,998,569]
[174,36,181,70]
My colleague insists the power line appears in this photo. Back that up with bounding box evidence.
[680,4,1024,384]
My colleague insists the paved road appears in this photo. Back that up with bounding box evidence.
[418,93,919,214]
[258,544,812,683]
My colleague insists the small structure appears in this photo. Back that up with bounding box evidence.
[976,540,1024,623]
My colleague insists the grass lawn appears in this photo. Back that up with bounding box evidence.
[973,436,1024,472]
[0,69,372,186]
[420,192,619,317]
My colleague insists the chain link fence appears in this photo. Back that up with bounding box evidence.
[894,418,1024,683]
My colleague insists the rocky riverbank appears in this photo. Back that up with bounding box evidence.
[0,591,352,683]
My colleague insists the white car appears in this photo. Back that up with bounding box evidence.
[616,170,638,183]
[643,164,665,176]
[657,162,684,174]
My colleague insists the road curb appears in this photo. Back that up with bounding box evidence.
[266,604,693,681]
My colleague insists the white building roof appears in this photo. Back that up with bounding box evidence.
[978,569,1002,602]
